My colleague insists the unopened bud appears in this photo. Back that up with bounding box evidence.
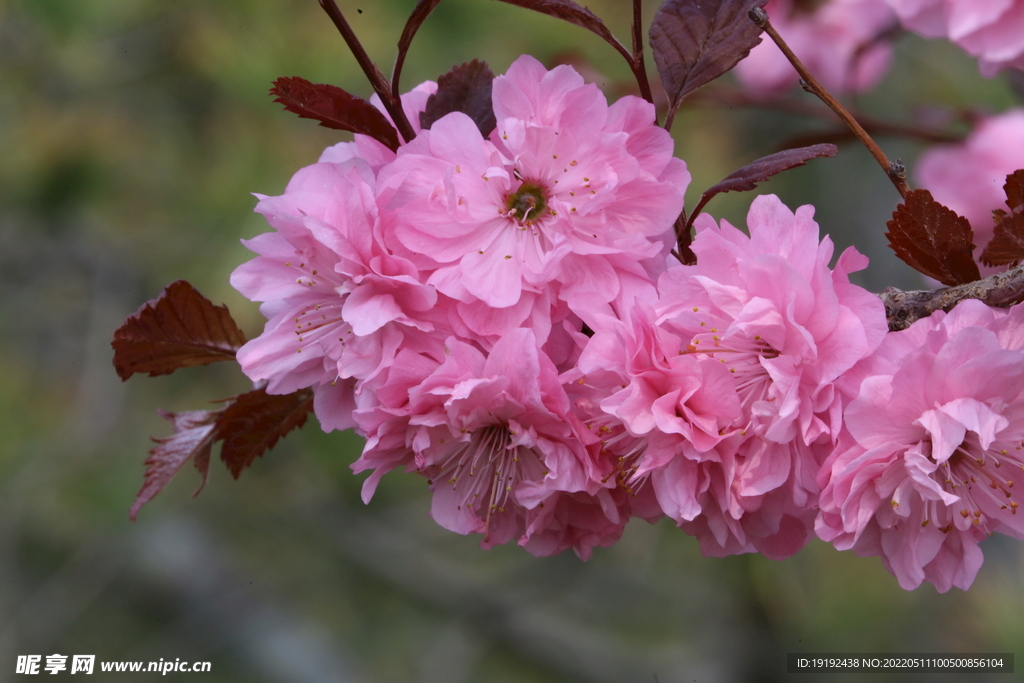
[748,6,768,27]
[889,158,907,180]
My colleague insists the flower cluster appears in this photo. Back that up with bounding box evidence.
[234,56,689,559]
[232,56,1024,591]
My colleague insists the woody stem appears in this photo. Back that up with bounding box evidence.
[748,6,910,200]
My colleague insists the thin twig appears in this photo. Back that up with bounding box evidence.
[880,263,1024,331]
[318,0,417,143]
[392,0,443,114]
[684,86,964,146]
[632,0,654,106]
[748,7,910,200]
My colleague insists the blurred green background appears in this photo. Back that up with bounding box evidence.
[1,0,1022,681]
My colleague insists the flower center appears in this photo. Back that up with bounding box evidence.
[426,424,546,540]
[505,181,548,225]
[681,318,779,433]
[923,438,1021,533]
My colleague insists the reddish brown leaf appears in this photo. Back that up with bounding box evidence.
[270,76,400,151]
[650,0,767,123]
[130,409,220,521]
[112,280,247,381]
[1004,169,1024,212]
[217,388,314,478]
[685,144,837,232]
[420,60,497,137]
[493,0,626,57]
[129,388,314,519]
[885,189,981,286]
[982,170,1024,266]
[711,144,837,195]
[980,212,1024,267]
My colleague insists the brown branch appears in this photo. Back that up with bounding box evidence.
[631,0,654,106]
[392,0,444,111]
[318,0,417,144]
[748,6,910,200]
[880,264,1024,331]
[683,86,964,146]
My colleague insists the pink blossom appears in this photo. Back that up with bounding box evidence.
[569,303,740,532]
[230,159,445,431]
[352,329,621,558]
[818,299,1024,591]
[885,0,1024,75]
[736,0,896,95]
[649,195,887,557]
[916,109,1024,276]
[376,55,689,339]
[318,81,438,171]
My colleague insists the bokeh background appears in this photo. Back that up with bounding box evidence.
[2,0,1022,681]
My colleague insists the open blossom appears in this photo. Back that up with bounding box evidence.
[376,55,689,340]
[736,0,895,95]
[648,195,887,558]
[818,300,1024,592]
[318,81,439,171]
[230,159,447,431]
[886,0,1024,75]
[352,328,624,558]
[916,109,1024,276]
[573,304,740,526]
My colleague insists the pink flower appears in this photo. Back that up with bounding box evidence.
[352,329,620,557]
[573,304,741,525]
[818,299,1024,591]
[650,195,887,557]
[736,0,896,95]
[916,109,1024,276]
[376,55,689,339]
[886,0,1024,75]
[569,303,737,532]
[318,81,439,171]
[231,159,445,431]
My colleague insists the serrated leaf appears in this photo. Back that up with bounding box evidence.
[980,212,1024,267]
[112,280,247,381]
[650,0,767,122]
[129,388,314,520]
[885,189,981,286]
[270,76,400,151]
[982,170,1024,266]
[217,388,314,478]
[130,409,220,521]
[493,0,624,54]
[1004,169,1024,212]
[420,60,497,137]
